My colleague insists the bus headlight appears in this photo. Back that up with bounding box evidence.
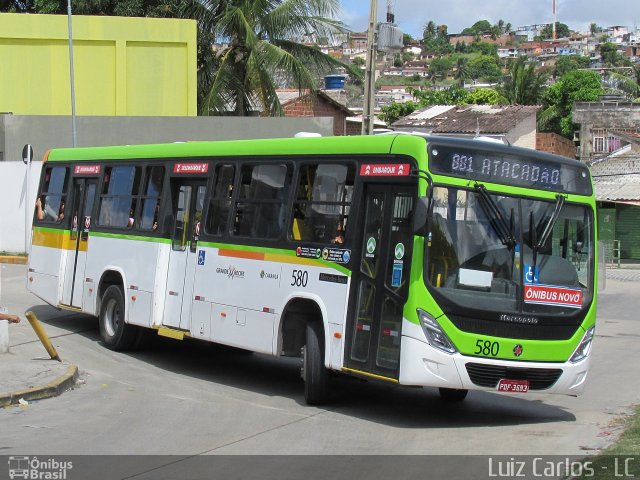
[417,309,457,354]
[569,326,595,363]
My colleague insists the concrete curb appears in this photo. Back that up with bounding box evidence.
[0,256,27,265]
[0,364,79,407]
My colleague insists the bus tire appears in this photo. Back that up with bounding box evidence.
[99,285,138,351]
[303,321,329,405]
[438,387,468,402]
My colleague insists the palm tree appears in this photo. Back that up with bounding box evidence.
[186,0,346,116]
[499,57,548,105]
[424,21,437,40]
[454,57,470,87]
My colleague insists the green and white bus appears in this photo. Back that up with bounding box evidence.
[28,134,597,404]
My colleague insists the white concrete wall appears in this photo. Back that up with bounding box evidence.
[0,161,43,253]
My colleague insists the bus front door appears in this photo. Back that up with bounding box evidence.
[61,178,97,308]
[345,184,415,380]
[163,181,206,330]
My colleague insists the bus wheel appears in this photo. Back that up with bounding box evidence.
[438,387,468,402]
[99,285,137,351]
[302,321,329,405]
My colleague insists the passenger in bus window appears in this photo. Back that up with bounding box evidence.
[56,200,65,222]
[152,202,160,231]
[332,218,345,245]
[127,202,136,228]
[35,197,45,220]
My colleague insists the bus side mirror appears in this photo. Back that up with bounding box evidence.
[413,197,430,236]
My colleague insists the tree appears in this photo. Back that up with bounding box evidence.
[461,20,492,35]
[403,33,413,46]
[380,100,419,125]
[402,51,415,63]
[428,56,453,83]
[423,21,437,40]
[351,56,365,67]
[541,22,570,39]
[600,43,624,66]
[467,87,507,105]
[468,41,498,57]
[454,57,469,87]
[555,55,591,77]
[499,57,547,105]
[412,86,469,105]
[607,67,640,100]
[539,70,604,138]
[186,0,346,116]
[468,55,502,82]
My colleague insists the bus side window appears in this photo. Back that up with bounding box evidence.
[290,163,354,244]
[139,166,165,231]
[233,164,291,239]
[205,164,235,236]
[35,166,69,223]
[98,166,142,229]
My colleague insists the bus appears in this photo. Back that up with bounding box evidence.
[27,134,597,404]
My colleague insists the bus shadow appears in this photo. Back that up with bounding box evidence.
[30,304,576,429]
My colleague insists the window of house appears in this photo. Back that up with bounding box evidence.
[36,166,69,223]
[98,166,142,228]
[233,164,292,239]
[205,165,235,236]
[290,163,354,245]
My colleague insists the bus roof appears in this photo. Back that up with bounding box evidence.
[46,134,587,171]
[46,135,413,162]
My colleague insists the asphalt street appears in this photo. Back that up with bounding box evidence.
[1,263,638,460]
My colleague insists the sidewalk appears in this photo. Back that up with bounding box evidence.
[0,338,78,407]
[604,265,640,282]
[1,256,79,407]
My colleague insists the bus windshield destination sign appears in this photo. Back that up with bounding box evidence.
[428,145,592,195]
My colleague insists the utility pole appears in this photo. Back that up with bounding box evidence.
[361,0,378,135]
[67,0,77,147]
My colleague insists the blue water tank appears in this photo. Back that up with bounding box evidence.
[324,75,346,90]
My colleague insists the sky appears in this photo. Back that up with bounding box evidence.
[338,0,637,38]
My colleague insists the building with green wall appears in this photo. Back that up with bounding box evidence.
[0,13,197,116]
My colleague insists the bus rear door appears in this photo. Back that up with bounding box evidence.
[61,176,97,308]
[163,177,207,330]
[345,181,415,381]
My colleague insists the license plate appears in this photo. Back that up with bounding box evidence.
[497,379,530,393]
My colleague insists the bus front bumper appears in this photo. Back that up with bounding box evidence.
[398,322,590,396]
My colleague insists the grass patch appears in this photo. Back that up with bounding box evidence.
[577,405,640,478]
[0,251,27,257]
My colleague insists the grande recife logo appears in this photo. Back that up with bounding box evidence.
[524,284,583,308]
[173,163,209,174]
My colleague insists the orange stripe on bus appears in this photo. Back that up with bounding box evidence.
[218,249,265,261]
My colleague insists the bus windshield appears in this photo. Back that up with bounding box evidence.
[425,186,594,316]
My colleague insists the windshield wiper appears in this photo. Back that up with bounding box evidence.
[536,194,565,251]
[529,194,565,281]
[474,184,516,250]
